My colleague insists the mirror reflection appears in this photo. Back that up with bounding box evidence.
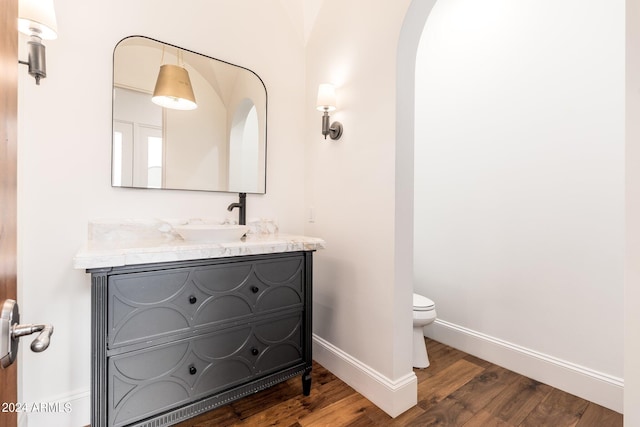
[112,36,267,193]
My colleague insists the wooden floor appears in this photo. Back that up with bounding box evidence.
[175,338,622,427]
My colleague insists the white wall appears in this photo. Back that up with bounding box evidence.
[304,0,418,417]
[414,0,624,412]
[16,1,306,425]
[625,0,640,423]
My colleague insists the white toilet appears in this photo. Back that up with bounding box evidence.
[413,293,436,368]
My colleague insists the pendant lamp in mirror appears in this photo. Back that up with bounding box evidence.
[152,53,197,111]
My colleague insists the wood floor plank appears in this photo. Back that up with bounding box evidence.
[575,402,623,427]
[358,399,425,426]
[448,364,520,413]
[407,396,475,427]
[228,380,302,420]
[172,340,623,427]
[461,409,513,427]
[185,405,237,427]
[462,353,493,369]
[239,373,358,425]
[298,393,373,426]
[520,388,590,427]
[418,339,468,379]
[483,376,553,425]
[238,396,313,427]
[346,413,384,427]
[418,359,486,409]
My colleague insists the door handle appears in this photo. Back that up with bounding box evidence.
[0,299,54,369]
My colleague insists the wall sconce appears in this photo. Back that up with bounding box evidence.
[18,0,58,85]
[316,83,343,140]
[152,48,197,110]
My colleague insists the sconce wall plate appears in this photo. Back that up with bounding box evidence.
[322,112,343,140]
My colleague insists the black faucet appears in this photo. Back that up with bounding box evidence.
[227,193,246,225]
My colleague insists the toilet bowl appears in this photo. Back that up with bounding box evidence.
[413,293,436,368]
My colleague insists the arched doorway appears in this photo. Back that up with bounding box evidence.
[394,0,438,388]
[403,0,625,414]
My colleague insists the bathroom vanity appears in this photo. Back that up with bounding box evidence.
[75,220,324,427]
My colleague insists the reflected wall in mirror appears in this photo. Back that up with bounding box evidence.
[112,36,267,193]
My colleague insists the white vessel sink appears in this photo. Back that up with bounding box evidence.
[173,224,249,243]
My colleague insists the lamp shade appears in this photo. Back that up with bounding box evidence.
[151,64,198,110]
[18,0,58,40]
[316,83,337,111]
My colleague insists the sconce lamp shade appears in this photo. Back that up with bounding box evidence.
[316,83,337,111]
[18,0,58,40]
[152,64,198,110]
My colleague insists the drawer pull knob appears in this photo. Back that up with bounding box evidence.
[251,348,259,356]
[189,295,197,304]
[251,286,259,294]
[189,365,197,375]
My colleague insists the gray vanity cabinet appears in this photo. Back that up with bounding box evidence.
[89,251,314,427]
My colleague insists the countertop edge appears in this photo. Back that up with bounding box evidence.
[73,234,326,270]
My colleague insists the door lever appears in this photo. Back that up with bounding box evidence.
[12,323,54,352]
[1,299,54,368]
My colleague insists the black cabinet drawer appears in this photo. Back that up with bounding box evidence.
[108,312,303,427]
[107,255,305,348]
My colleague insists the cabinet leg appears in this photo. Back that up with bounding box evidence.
[302,368,312,396]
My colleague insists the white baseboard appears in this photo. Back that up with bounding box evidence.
[426,319,624,413]
[22,388,90,427]
[312,333,417,418]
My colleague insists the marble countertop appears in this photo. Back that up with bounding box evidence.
[73,219,325,270]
